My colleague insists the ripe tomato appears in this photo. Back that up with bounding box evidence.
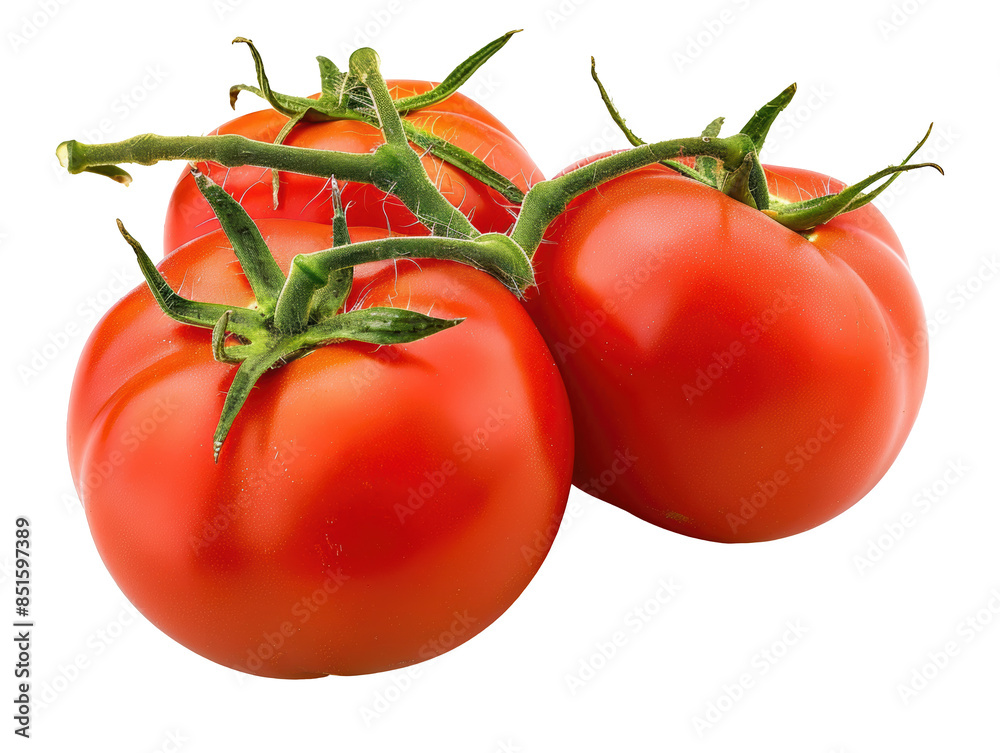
[69,219,573,677]
[524,160,927,543]
[163,81,541,253]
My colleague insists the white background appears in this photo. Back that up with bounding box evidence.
[2,0,995,750]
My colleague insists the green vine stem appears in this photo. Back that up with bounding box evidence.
[57,131,476,241]
[57,133,373,185]
[347,47,479,240]
[510,133,757,256]
[276,232,532,330]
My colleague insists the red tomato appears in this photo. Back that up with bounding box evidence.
[524,160,927,543]
[69,220,573,677]
[163,81,541,253]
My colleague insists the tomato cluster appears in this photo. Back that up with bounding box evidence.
[64,38,931,678]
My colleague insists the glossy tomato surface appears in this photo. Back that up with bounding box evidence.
[163,81,541,253]
[69,220,573,677]
[524,161,927,543]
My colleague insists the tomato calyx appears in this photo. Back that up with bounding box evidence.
[228,31,526,208]
[229,29,524,208]
[589,61,943,232]
[120,171,477,461]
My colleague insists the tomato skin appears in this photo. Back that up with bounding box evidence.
[69,220,573,677]
[524,160,927,543]
[163,81,541,253]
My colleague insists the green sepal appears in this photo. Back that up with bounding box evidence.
[763,124,943,232]
[229,82,321,119]
[394,30,521,113]
[720,150,769,211]
[191,170,287,314]
[301,307,464,348]
[315,54,368,115]
[117,219,260,335]
[701,117,725,138]
[212,311,243,364]
[721,153,759,209]
[122,203,471,459]
[230,38,300,116]
[739,83,797,152]
[264,112,305,207]
[590,57,642,147]
[399,121,525,204]
[209,305,463,461]
[229,38,340,206]
[589,57,711,186]
[213,344,288,462]
[316,55,346,99]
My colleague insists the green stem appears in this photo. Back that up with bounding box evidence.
[276,233,533,322]
[349,48,479,239]
[306,182,354,323]
[511,133,756,257]
[57,134,374,183]
[57,130,476,240]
